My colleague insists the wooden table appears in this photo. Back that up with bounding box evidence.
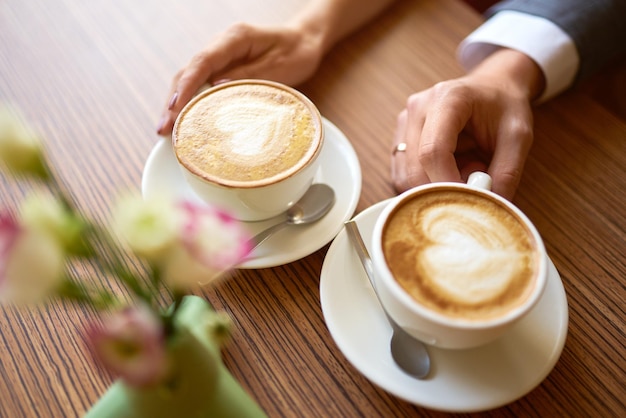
[1,0,624,416]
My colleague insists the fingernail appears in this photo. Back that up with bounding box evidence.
[168,92,178,110]
[212,78,231,86]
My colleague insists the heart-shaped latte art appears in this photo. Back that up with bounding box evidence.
[214,101,293,160]
[418,204,525,305]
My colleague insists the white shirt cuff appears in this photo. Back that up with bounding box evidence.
[458,11,579,102]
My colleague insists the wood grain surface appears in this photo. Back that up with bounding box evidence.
[1,0,624,417]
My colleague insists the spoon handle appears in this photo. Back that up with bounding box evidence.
[344,220,431,379]
[249,222,288,250]
[344,221,378,292]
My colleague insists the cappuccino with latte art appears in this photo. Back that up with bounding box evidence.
[172,80,324,221]
[382,188,539,322]
[174,80,322,188]
[371,173,548,349]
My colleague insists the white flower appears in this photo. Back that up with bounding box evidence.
[113,194,251,289]
[0,105,47,177]
[112,194,181,262]
[20,192,83,252]
[0,212,65,305]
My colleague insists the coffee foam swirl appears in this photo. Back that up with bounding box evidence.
[419,205,527,304]
[383,190,538,321]
[213,99,295,158]
[174,83,320,187]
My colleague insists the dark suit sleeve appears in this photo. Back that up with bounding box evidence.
[487,0,626,82]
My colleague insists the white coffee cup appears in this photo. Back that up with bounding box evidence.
[172,79,324,221]
[371,172,548,349]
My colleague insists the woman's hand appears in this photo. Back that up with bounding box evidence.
[391,48,545,200]
[156,0,398,136]
[156,23,325,136]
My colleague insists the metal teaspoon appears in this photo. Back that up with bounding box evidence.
[249,183,335,250]
[344,220,431,379]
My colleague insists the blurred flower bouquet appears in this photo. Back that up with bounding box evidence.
[0,106,266,417]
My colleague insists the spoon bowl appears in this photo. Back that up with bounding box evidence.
[250,183,335,250]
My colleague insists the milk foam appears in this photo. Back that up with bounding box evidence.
[419,205,526,304]
[174,82,320,187]
[213,100,294,158]
[383,190,538,321]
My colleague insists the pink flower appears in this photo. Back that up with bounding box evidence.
[162,201,252,288]
[112,193,251,289]
[179,202,251,270]
[0,211,65,305]
[86,304,169,387]
[0,212,19,263]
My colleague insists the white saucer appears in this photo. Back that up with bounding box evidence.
[142,118,362,269]
[320,200,569,413]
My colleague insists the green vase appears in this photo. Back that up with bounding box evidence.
[85,296,267,418]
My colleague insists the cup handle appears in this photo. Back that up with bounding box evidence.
[467,171,492,191]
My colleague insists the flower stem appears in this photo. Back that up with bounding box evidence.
[162,290,185,337]
[56,278,116,310]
